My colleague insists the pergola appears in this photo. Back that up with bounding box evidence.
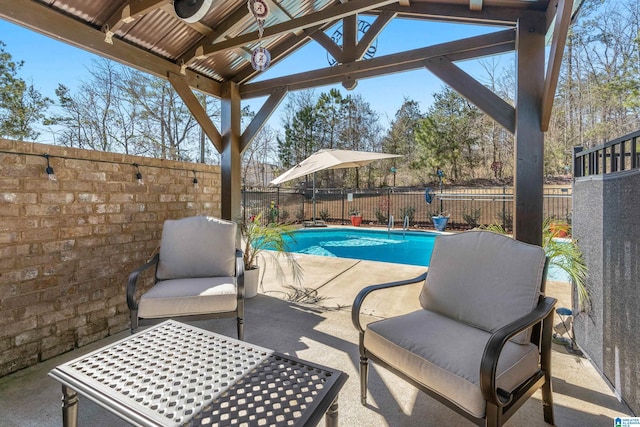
[0,0,578,245]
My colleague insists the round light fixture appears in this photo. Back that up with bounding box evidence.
[174,0,214,24]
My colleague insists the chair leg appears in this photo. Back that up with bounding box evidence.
[485,402,503,427]
[130,309,138,334]
[237,316,244,340]
[541,312,555,425]
[359,355,369,405]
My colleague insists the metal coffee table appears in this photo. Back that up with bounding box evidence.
[49,320,348,427]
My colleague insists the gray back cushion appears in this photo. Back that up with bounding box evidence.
[419,231,545,344]
[156,216,237,280]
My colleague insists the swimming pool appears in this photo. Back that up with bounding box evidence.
[270,227,571,282]
[277,228,438,267]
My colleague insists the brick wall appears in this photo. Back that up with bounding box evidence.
[0,139,222,376]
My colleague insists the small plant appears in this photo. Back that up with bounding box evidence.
[496,209,513,231]
[399,206,416,226]
[295,208,305,223]
[267,201,279,224]
[375,208,388,225]
[462,208,481,227]
[239,213,303,285]
[319,209,330,221]
[349,208,361,216]
[279,209,290,222]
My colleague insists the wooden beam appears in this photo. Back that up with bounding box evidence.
[342,15,358,62]
[355,12,396,60]
[469,0,483,11]
[0,0,222,98]
[513,12,545,245]
[102,0,170,44]
[310,31,344,65]
[220,82,242,221]
[425,57,515,133]
[240,87,288,152]
[378,3,524,26]
[541,0,573,131]
[202,0,398,56]
[178,4,250,66]
[168,73,223,153]
[241,29,515,98]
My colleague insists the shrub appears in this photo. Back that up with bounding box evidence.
[319,209,330,221]
[375,208,388,225]
[399,206,416,226]
[463,208,481,227]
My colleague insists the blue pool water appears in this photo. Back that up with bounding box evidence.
[271,227,571,282]
[277,228,438,267]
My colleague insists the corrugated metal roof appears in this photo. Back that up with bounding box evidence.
[10,0,555,89]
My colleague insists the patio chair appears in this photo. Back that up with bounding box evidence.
[127,216,245,339]
[352,231,556,426]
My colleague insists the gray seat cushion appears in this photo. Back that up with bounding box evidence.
[138,277,238,318]
[419,231,546,344]
[156,216,237,280]
[364,309,539,419]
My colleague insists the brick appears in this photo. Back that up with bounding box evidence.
[0,317,37,339]
[77,300,106,315]
[159,194,177,202]
[62,181,93,192]
[41,192,75,204]
[38,306,75,326]
[15,325,53,346]
[0,343,40,374]
[41,336,75,361]
[0,192,37,204]
[77,193,107,203]
[21,227,59,242]
[109,193,135,203]
[95,204,121,214]
[59,225,93,239]
[62,204,93,215]
[42,239,76,252]
[23,204,61,216]
[0,204,20,216]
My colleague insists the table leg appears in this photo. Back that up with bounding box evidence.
[325,395,339,427]
[61,385,79,427]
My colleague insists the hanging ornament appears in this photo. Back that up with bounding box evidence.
[251,47,271,71]
[248,0,269,38]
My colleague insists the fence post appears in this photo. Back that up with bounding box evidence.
[502,186,506,230]
[242,186,246,224]
[387,188,391,225]
[341,189,345,225]
[573,146,583,177]
[276,187,280,223]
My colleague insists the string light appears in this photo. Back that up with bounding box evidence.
[133,163,144,185]
[192,170,199,188]
[44,154,57,181]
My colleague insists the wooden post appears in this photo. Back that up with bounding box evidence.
[514,12,545,245]
[221,82,242,221]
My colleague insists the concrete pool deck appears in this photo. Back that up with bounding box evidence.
[0,253,633,426]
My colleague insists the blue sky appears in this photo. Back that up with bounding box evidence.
[0,16,513,143]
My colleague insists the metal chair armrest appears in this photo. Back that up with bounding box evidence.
[480,296,557,406]
[351,272,428,333]
[126,253,159,310]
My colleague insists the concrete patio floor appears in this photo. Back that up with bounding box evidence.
[0,253,633,426]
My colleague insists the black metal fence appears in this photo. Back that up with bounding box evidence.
[242,186,573,231]
[574,129,640,177]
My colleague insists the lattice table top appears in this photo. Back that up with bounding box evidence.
[49,320,347,427]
